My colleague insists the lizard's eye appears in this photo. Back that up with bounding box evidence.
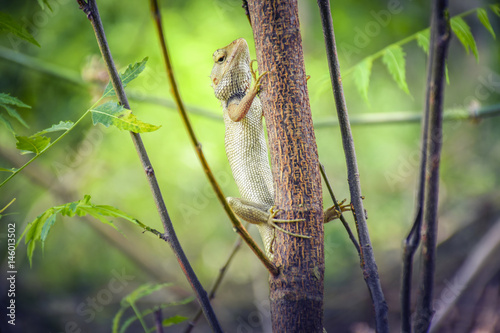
[217,55,226,63]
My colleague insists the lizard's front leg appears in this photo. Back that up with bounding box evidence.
[227,61,268,122]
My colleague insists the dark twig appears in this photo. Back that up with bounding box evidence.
[77,1,222,331]
[155,308,164,333]
[148,0,277,276]
[317,0,389,331]
[414,1,450,332]
[184,233,244,333]
[319,164,360,255]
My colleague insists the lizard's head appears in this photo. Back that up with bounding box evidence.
[210,38,251,100]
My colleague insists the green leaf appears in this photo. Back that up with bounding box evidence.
[0,12,40,47]
[91,101,160,133]
[0,114,15,133]
[0,93,31,129]
[103,57,149,98]
[112,306,127,333]
[122,283,172,307]
[19,195,149,266]
[33,121,74,137]
[0,167,18,173]
[37,0,52,11]
[162,315,188,327]
[416,29,430,55]
[353,58,373,103]
[382,45,410,95]
[450,17,479,62]
[477,9,496,39]
[490,4,500,17]
[15,135,50,155]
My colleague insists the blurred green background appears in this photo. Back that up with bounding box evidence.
[0,0,499,332]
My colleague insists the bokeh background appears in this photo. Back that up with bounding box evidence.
[0,0,499,332]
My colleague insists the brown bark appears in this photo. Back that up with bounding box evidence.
[248,1,324,331]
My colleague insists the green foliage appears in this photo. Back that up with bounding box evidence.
[450,17,479,62]
[91,102,161,133]
[17,195,149,266]
[382,45,410,95]
[112,283,191,333]
[349,6,497,101]
[0,93,30,133]
[14,121,74,155]
[353,58,373,103]
[37,0,53,11]
[103,57,149,98]
[0,11,40,47]
[477,9,496,39]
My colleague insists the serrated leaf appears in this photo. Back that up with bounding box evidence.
[33,121,74,137]
[19,195,149,266]
[416,30,430,55]
[103,57,149,98]
[162,315,188,327]
[353,58,373,103]
[451,17,479,62]
[0,12,40,47]
[91,101,160,133]
[382,45,410,95]
[1,104,29,128]
[0,114,15,133]
[0,93,31,108]
[123,283,171,306]
[477,9,496,39]
[490,4,500,17]
[37,0,52,11]
[15,135,50,155]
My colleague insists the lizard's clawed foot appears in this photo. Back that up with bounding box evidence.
[267,206,311,239]
[250,59,269,93]
[324,199,351,223]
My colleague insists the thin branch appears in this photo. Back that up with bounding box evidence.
[148,0,278,276]
[155,308,164,333]
[184,233,244,333]
[414,0,451,331]
[319,164,360,255]
[316,1,389,332]
[76,1,222,332]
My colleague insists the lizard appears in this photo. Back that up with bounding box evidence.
[210,38,349,259]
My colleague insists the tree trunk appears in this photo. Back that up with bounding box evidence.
[248,1,324,331]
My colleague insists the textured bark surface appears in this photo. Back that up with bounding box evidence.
[247,1,324,331]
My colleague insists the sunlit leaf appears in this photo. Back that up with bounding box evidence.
[122,283,172,306]
[416,30,430,55]
[353,58,373,103]
[0,12,40,47]
[162,315,189,327]
[91,101,160,133]
[15,135,50,155]
[33,121,74,136]
[18,195,148,266]
[382,45,410,95]
[103,57,148,98]
[477,9,496,39]
[450,17,479,62]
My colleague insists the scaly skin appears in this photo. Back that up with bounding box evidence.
[211,38,277,258]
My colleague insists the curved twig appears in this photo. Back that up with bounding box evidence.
[148,0,277,276]
[76,1,223,331]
